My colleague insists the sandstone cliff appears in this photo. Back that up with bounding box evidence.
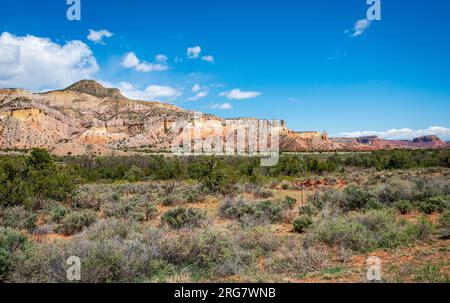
[0,80,447,155]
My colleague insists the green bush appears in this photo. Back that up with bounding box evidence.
[103,197,138,219]
[0,207,37,231]
[0,149,78,207]
[395,200,413,214]
[283,196,297,209]
[308,209,430,252]
[144,202,158,221]
[0,227,30,280]
[47,203,70,223]
[293,216,313,233]
[253,187,274,199]
[299,204,317,216]
[417,196,448,214]
[55,211,97,236]
[340,186,380,211]
[160,228,251,277]
[0,158,32,207]
[219,199,288,224]
[311,218,374,252]
[200,160,238,195]
[161,207,204,229]
[438,210,450,239]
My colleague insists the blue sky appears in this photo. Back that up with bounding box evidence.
[1,0,450,139]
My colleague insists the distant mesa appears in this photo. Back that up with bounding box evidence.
[0,80,448,156]
[63,80,125,99]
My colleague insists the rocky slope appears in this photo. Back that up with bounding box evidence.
[0,80,448,155]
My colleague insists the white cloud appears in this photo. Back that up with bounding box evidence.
[335,126,450,140]
[87,29,113,44]
[155,54,168,63]
[122,52,140,68]
[221,88,262,100]
[350,19,371,37]
[121,52,168,72]
[192,84,201,93]
[187,89,209,101]
[116,82,181,101]
[210,103,232,110]
[202,55,214,63]
[0,32,99,90]
[187,45,201,59]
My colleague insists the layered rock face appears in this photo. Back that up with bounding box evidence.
[0,80,213,155]
[0,80,447,155]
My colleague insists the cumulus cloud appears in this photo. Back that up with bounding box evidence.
[87,29,113,44]
[0,32,99,90]
[155,54,168,63]
[187,45,201,59]
[116,82,181,101]
[349,19,371,37]
[220,88,262,100]
[335,126,450,140]
[121,52,169,72]
[201,55,214,63]
[187,84,209,101]
[188,90,209,101]
[210,103,232,110]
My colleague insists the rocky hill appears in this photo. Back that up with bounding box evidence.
[0,80,448,155]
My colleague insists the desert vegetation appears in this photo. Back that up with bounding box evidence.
[0,149,449,282]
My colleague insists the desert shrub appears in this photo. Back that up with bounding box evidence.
[376,180,413,204]
[159,228,251,277]
[103,196,139,219]
[9,235,158,283]
[47,203,70,223]
[256,200,285,222]
[71,186,112,210]
[293,216,313,233]
[283,196,297,209]
[0,206,37,231]
[412,177,450,201]
[299,204,317,216]
[237,227,280,254]
[55,211,97,236]
[0,227,30,280]
[309,217,374,252]
[413,217,435,241]
[438,210,450,239]
[219,199,288,225]
[219,199,254,219]
[161,208,205,229]
[412,263,450,283]
[395,200,414,215]
[307,209,432,252]
[267,240,327,275]
[417,196,449,214]
[307,189,343,210]
[144,203,158,221]
[81,219,137,241]
[340,186,380,212]
[253,187,274,199]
